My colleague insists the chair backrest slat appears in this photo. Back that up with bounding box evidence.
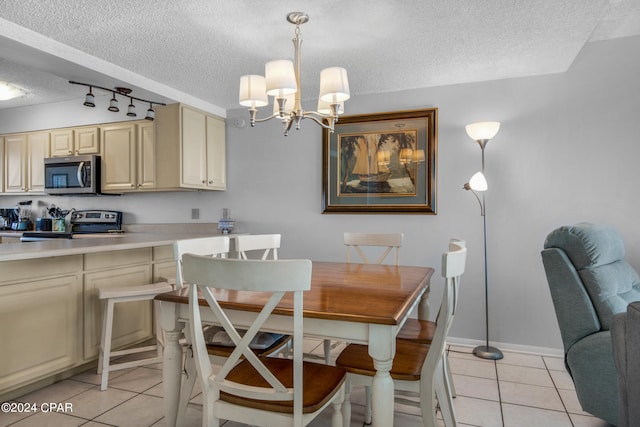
[236,234,281,260]
[344,232,403,265]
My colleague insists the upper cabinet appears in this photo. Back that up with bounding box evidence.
[100,121,155,193]
[155,103,226,191]
[4,131,50,194]
[50,126,99,157]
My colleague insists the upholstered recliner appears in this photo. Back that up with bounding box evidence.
[611,301,640,427]
[542,223,640,426]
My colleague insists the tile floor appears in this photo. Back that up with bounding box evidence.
[0,339,615,427]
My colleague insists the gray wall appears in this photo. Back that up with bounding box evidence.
[2,35,639,353]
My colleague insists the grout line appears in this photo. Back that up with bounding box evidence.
[542,356,576,427]
[495,360,506,427]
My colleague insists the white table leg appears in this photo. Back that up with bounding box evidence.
[369,324,395,427]
[161,302,183,427]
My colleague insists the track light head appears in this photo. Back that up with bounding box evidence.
[83,87,95,107]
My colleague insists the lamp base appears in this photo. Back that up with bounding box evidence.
[473,345,503,360]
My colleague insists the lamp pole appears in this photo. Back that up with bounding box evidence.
[473,141,503,360]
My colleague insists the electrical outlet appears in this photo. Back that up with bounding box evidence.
[191,208,200,220]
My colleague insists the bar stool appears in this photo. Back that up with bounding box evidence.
[97,281,174,391]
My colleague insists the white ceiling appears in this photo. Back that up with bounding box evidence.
[0,0,639,114]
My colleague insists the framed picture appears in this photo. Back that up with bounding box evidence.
[322,108,437,214]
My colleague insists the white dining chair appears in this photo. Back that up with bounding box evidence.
[182,255,346,427]
[322,232,404,365]
[236,234,281,260]
[336,239,466,427]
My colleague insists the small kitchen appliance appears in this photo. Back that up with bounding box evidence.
[44,154,101,195]
[0,208,18,230]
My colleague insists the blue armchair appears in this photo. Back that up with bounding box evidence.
[541,223,640,425]
[612,301,640,427]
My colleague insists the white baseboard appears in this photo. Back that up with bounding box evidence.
[447,336,564,358]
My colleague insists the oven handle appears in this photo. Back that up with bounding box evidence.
[77,162,86,187]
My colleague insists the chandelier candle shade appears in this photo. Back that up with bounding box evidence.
[463,121,503,360]
[239,12,350,136]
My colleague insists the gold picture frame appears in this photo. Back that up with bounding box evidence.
[322,108,437,214]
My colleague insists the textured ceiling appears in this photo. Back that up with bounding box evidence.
[0,0,639,114]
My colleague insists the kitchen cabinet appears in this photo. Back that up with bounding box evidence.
[155,103,226,191]
[50,126,99,157]
[4,131,50,194]
[0,256,82,395]
[100,121,155,192]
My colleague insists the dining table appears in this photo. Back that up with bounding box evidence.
[156,260,434,427]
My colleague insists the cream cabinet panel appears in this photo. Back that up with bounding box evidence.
[137,122,155,190]
[27,132,49,193]
[0,273,81,393]
[4,134,26,193]
[50,129,75,157]
[51,127,99,157]
[181,106,208,188]
[4,132,49,194]
[83,264,153,360]
[206,115,226,190]
[100,123,137,192]
[155,103,226,191]
[101,122,155,193]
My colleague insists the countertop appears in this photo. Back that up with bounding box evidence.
[0,231,224,262]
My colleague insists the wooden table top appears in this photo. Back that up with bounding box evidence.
[156,261,434,326]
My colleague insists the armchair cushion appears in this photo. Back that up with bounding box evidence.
[545,223,640,330]
[612,301,640,427]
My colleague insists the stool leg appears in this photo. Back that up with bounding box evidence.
[153,300,164,359]
[324,339,332,365]
[99,299,115,391]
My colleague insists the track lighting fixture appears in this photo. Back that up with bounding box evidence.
[69,81,165,120]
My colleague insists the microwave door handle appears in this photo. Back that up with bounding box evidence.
[77,162,86,187]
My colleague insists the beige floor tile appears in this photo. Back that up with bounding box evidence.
[549,368,575,390]
[448,348,480,361]
[7,411,87,427]
[94,393,164,426]
[569,413,615,427]
[151,402,203,426]
[106,366,163,393]
[497,364,554,387]
[448,345,474,354]
[14,379,94,404]
[0,407,36,426]
[70,366,131,386]
[81,422,116,427]
[500,381,565,411]
[449,356,497,379]
[502,403,572,427]
[544,356,567,371]
[498,351,546,369]
[558,388,591,416]
[64,386,137,419]
[452,373,500,401]
[453,395,503,427]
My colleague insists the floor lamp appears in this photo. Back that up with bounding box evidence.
[464,121,503,360]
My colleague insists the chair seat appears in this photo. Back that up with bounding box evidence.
[336,340,430,381]
[397,318,436,343]
[206,334,292,358]
[219,357,346,414]
[98,282,173,300]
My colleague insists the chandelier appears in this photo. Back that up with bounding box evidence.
[238,12,350,136]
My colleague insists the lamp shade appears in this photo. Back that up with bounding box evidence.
[239,75,268,107]
[265,60,297,97]
[468,171,488,191]
[465,122,500,141]
[319,67,350,103]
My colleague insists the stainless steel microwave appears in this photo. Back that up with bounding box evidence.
[44,154,101,195]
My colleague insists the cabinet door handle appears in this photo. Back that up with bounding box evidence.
[208,180,213,184]
[68,150,72,154]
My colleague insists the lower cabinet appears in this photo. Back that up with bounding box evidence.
[0,256,82,395]
[0,247,170,399]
